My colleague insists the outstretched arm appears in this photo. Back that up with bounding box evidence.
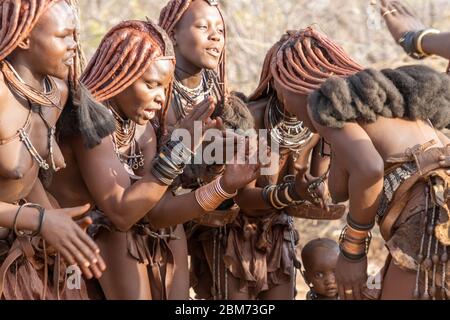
[72,98,219,232]
[148,153,261,228]
[381,0,450,60]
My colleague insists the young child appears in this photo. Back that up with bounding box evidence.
[301,238,339,300]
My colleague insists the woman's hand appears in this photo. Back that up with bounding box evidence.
[380,0,426,42]
[41,204,106,279]
[294,165,328,207]
[176,96,223,152]
[221,136,264,193]
[336,253,368,300]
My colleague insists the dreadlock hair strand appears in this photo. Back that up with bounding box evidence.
[0,0,51,61]
[81,20,173,101]
[308,65,450,129]
[270,27,363,97]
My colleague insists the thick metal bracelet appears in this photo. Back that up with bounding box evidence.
[398,30,426,59]
[13,203,45,238]
[340,249,367,262]
[339,226,372,257]
[346,214,375,231]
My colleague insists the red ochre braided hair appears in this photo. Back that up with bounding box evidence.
[250,27,363,101]
[0,0,83,92]
[159,0,227,95]
[78,20,175,145]
[251,27,450,130]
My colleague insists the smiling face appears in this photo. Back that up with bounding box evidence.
[172,0,225,72]
[110,59,175,126]
[19,1,77,80]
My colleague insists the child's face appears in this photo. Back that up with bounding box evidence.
[305,248,339,298]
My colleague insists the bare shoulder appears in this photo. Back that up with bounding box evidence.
[306,104,338,140]
[70,133,119,170]
[166,100,178,130]
[247,98,268,130]
[0,72,25,139]
[52,77,69,108]
[0,72,8,107]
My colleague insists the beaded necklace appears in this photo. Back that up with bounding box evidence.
[265,94,313,158]
[172,70,215,120]
[108,104,145,173]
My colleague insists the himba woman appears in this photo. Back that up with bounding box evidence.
[266,26,450,300]
[0,0,106,300]
[221,32,345,300]
[49,18,259,300]
[158,0,263,300]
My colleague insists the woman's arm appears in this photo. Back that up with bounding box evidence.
[72,97,221,232]
[72,130,169,232]
[328,152,350,203]
[309,107,384,300]
[0,179,105,278]
[381,0,450,60]
[421,33,450,61]
[148,152,262,228]
[146,191,209,228]
[234,134,322,212]
[312,121,384,226]
[233,180,273,215]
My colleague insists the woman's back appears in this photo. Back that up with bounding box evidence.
[360,116,445,161]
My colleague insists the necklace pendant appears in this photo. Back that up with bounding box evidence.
[40,162,50,171]
[132,159,140,171]
[123,162,135,176]
[123,121,130,135]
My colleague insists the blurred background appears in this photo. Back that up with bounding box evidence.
[77,0,450,299]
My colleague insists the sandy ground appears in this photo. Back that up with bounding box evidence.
[294,218,388,299]
[188,216,389,300]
